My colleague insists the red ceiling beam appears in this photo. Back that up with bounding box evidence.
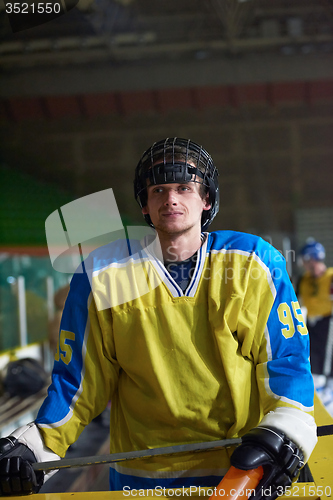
[5,97,45,121]
[43,95,83,119]
[118,90,157,115]
[83,93,119,117]
[1,80,333,121]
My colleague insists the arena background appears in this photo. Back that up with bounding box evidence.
[0,3,333,487]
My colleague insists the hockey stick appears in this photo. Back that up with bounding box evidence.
[33,437,242,472]
[323,312,333,377]
[32,424,333,473]
[209,466,264,500]
[317,423,333,436]
[208,424,333,500]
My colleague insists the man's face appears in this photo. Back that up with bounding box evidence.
[302,258,324,278]
[142,181,211,236]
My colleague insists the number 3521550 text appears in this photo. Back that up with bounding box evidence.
[5,3,62,14]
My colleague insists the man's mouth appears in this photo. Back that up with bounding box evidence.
[161,212,183,217]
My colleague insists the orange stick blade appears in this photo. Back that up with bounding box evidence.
[209,465,264,500]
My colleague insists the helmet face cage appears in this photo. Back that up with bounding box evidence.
[134,138,219,230]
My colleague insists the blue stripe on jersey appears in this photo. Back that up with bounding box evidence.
[208,231,314,410]
[207,230,276,264]
[36,268,92,425]
[109,468,222,491]
[84,238,146,273]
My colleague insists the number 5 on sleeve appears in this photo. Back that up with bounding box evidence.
[55,330,75,364]
[292,301,308,336]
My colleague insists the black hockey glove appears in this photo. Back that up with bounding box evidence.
[0,436,44,496]
[230,426,304,500]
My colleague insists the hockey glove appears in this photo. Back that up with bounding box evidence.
[230,426,304,500]
[0,436,44,496]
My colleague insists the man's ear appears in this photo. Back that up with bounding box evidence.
[203,194,211,211]
[142,206,149,215]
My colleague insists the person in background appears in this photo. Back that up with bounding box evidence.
[0,138,316,497]
[298,239,333,414]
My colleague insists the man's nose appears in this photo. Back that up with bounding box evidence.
[164,188,178,205]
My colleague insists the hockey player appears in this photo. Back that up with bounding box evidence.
[298,239,333,413]
[0,138,317,497]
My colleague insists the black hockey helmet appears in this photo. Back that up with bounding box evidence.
[134,137,219,231]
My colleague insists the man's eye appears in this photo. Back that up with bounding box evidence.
[180,186,190,191]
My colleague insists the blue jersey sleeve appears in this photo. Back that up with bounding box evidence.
[36,258,119,456]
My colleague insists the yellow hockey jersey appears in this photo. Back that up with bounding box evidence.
[298,267,333,318]
[36,231,314,490]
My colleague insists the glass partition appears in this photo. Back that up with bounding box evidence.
[0,252,71,353]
